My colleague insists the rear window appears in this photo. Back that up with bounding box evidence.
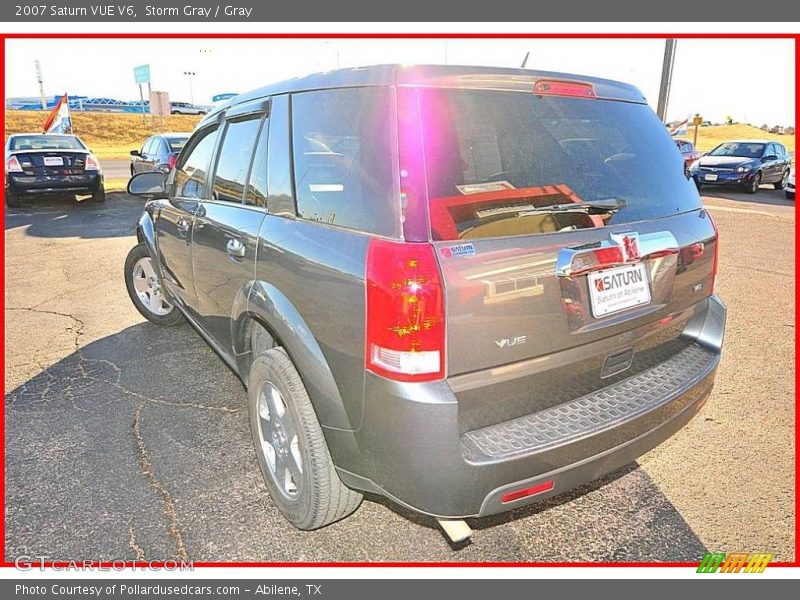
[291,87,398,237]
[10,135,85,151]
[410,89,701,241]
[166,137,188,153]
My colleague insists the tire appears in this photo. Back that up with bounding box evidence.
[130,165,135,177]
[248,347,362,530]
[774,170,789,190]
[92,185,106,203]
[124,243,183,326]
[744,172,761,194]
[5,189,22,208]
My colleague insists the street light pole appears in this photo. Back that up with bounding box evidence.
[183,71,196,106]
[656,39,677,123]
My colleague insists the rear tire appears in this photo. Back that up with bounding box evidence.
[92,185,106,203]
[248,347,362,530]
[124,243,183,326]
[744,172,761,194]
[5,189,21,208]
[774,170,789,190]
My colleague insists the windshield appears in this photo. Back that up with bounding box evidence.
[166,136,188,153]
[708,142,765,158]
[405,89,701,241]
[10,135,85,151]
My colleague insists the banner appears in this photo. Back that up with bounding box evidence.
[42,93,72,134]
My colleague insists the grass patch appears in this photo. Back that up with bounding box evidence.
[688,124,795,154]
[5,110,202,160]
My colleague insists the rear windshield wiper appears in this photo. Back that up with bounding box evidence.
[518,198,626,216]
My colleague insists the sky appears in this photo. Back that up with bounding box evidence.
[5,38,795,126]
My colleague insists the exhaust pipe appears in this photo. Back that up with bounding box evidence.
[437,518,473,544]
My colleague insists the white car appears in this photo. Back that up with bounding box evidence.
[787,171,795,200]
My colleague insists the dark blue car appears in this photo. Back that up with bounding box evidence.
[689,139,791,194]
[4,133,105,208]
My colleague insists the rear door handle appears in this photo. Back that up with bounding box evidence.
[227,238,246,258]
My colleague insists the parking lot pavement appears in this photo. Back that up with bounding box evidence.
[4,188,794,563]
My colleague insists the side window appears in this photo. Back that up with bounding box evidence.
[778,144,787,158]
[245,120,269,208]
[211,116,263,203]
[291,87,398,237]
[174,126,220,199]
[767,143,778,157]
[142,138,154,156]
[154,139,166,158]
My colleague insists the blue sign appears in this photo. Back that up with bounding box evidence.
[133,64,151,84]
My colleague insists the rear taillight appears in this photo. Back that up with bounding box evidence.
[709,211,720,294]
[168,154,177,170]
[365,239,445,382]
[6,156,23,173]
[84,154,100,171]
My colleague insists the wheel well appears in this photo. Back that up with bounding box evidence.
[237,314,278,382]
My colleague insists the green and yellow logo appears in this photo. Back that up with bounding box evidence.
[697,552,772,573]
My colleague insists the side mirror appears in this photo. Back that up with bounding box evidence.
[128,171,167,199]
[763,155,777,161]
[130,149,141,157]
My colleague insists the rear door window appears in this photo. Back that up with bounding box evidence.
[173,126,220,199]
[407,88,702,241]
[291,87,398,237]
[212,116,263,203]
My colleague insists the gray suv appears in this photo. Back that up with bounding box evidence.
[124,65,726,541]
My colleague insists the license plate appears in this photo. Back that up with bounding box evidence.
[43,156,63,166]
[587,263,651,317]
[704,173,718,181]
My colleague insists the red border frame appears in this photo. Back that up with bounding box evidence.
[1,31,797,570]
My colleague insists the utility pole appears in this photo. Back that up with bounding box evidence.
[183,71,196,106]
[34,60,47,110]
[521,51,530,69]
[656,39,677,122]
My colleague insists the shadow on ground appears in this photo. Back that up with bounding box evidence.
[5,322,708,563]
[4,192,142,239]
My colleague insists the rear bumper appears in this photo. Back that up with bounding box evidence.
[340,295,726,518]
[6,173,103,195]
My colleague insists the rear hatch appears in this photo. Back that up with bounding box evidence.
[399,81,718,430]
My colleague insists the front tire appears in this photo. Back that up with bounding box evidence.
[124,243,183,326]
[774,170,789,190]
[248,348,362,530]
[744,172,761,194]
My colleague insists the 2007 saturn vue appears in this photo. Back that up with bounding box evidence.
[124,65,725,541]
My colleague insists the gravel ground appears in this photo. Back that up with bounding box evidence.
[4,186,795,563]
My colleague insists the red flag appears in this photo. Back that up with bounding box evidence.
[42,94,71,134]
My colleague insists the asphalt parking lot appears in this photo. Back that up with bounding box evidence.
[4,185,795,563]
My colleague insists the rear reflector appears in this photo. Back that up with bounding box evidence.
[6,156,23,173]
[533,80,597,99]
[365,239,445,382]
[501,480,555,504]
[168,154,178,170]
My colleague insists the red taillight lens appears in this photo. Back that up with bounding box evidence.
[84,154,100,171]
[533,79,597,99]
[709,211,720,294]
[168,154,177,170]
[365,239,445,382]
[6,156,23,173]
